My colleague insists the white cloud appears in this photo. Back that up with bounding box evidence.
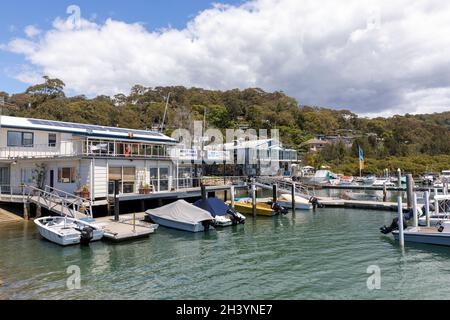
[24,25,42,38]
[3,0,450,116]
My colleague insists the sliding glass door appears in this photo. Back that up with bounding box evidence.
[0,167,10,193]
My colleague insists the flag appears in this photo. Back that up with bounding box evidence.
[359,145,365,170]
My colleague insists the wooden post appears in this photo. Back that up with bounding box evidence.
[36,205,42,218]
[272,184,278,203]
[251,180,256,217]
[383,182,387,202]
[291,183,296,213]
[406,174,414,209]
[413,193,418,228]
[224,190,228,202]
[23,203,30,220]
[230,186,235,209]
[397,168,402,188]
[397,196,404,247]
[133,212,136,233]
[424,191,430,227]
[201,183,207,201]
[114,180,120,221]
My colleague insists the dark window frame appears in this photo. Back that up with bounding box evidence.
[7,131,34,147]
[48,133,57,147]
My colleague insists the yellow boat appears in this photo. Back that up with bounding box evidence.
[226,200,277,217]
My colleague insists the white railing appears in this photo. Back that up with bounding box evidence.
[256,176,315,199]
[27,185,93,218]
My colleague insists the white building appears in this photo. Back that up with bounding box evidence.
[0,116,179,202]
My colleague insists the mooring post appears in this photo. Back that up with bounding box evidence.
[424,190,430,227]
[413,193,418,228]
[36,205,41,218]
[230,186,235,209]
[272,184,278,203]
[397,168,402,188]
[251,179,256,217]
[224,190,228,202]
[397,196,404,247]
[23,203,29,220]
[201,183,207,201]
[133,212,136,233]
[114,180,120,222]
[291,183,296,213]
[383,182,387,202]
[406,174,414,209]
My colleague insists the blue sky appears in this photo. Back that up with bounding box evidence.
[0,0,242,94]
[1,0,449,116]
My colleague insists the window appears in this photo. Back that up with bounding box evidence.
[21,168,34,184]
[108,166,135,194]
[7,131,34,147]
[58,168,76,183]
[48,133,57,147]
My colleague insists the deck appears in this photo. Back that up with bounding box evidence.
[92,212,156,242]
[317,196,407,211]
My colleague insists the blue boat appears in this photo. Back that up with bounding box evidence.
[146,200,215,233]
[194,198,246,227]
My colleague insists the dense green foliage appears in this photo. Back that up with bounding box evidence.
[1,77,449,175]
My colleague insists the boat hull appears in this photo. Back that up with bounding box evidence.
[277,201,312,210]
[229,202,276,216]
[35,217,104,246]
[148,214,212,233]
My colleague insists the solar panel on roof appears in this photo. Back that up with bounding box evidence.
[28,119,164,138]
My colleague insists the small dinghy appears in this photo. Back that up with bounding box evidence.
[194,198,246,227]
[146,200,215,233]
[34,216,104,246]
[392,222,450,246]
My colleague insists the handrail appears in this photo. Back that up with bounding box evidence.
[26,185,92,219]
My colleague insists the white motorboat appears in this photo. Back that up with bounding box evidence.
[34,216,104,246]
[392,222,450,246]
[372,179,395,187]
[277,194,313,210]
[146,200,215,232]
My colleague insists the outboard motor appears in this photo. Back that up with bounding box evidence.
[202,220,213,231]
[272,202,288,215]
[380,217,407,235]
[227,207,245,225]
[309,196,324,209]
[80,227,94,245]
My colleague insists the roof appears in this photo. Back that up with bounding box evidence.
[0,115,177,144]
[303,139,331,145]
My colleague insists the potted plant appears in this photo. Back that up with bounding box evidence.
[80,185,90,199]
[139,183,152,194]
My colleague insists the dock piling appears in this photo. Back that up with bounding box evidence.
[406,174,414,209]
[272,184,277,203]
[291,183,296,213]
[114,180,120,221]
[251,179,256,217]
[230,186,235,209]
[424,190,430,227]
[201,183,207,201]
[397,168,402,188]
[397,196,404,247]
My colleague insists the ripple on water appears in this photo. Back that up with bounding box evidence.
[2,207,450,299]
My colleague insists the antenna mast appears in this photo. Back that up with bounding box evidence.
[160,92,171,132]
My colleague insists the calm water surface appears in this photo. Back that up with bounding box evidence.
[1,189,449,300]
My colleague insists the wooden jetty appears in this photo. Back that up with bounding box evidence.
[317,196,407,211]
[91,212,156,242]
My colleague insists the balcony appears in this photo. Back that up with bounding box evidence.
[0,139,172,160]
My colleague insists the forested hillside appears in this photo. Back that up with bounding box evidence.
[1,77,449,175]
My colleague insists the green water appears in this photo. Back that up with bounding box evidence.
[2,200,450,300]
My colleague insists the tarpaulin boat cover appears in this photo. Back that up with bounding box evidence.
[146,200,213,224]
[194,198,230,217]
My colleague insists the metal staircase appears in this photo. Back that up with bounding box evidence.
[27,185,92,219]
